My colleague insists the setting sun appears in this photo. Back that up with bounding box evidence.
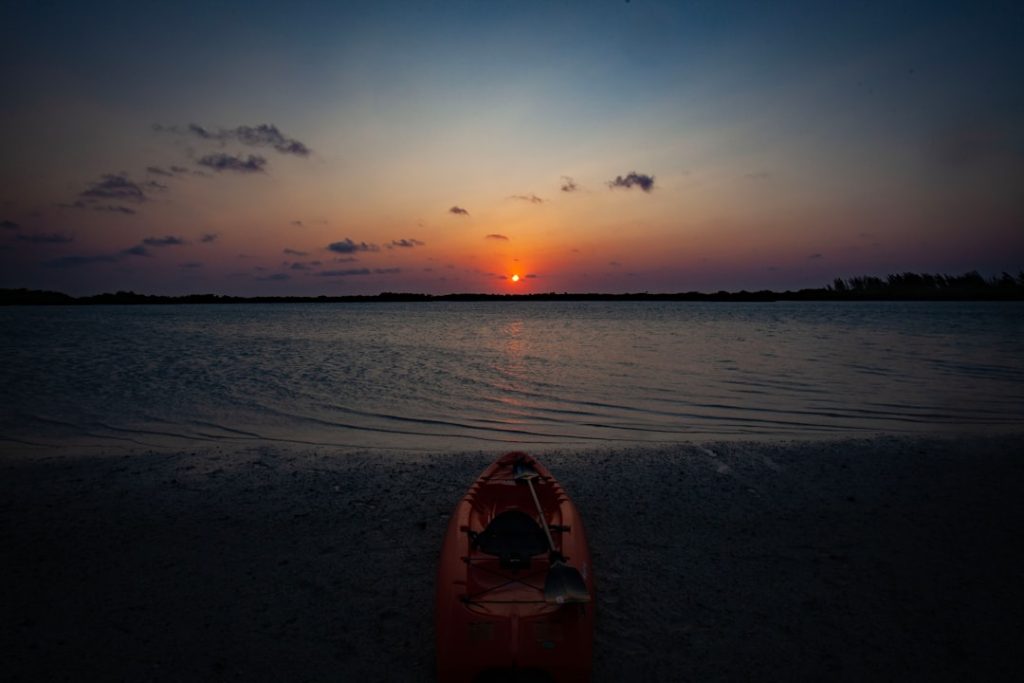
[511,274,520,282]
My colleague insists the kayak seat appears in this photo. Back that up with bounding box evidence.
[473,510,549,570]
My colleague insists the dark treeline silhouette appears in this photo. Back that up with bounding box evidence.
[2,271,1023,305]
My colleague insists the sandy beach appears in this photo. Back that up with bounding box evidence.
[3,434,1022,681]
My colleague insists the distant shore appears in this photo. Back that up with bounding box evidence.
[3,271,1024,304]
[3,434,1022,681]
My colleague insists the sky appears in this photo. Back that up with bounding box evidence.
[1,0,1021,296]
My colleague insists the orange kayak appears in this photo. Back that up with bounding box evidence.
[435,452,595,682]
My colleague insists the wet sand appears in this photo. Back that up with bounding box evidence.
[2,434,1022,681]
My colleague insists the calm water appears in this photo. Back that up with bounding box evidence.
[1,302,1022,453]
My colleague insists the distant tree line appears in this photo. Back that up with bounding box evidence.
[2,271,1023,305]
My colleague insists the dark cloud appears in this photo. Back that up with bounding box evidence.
[389,238,424,248]
[200,233,219,243]
[510,194,545,204]
[234,124,311,156]
[449,206,469,216]
[327,238,379,254]
[525,273,538,279]
[17,232,73,244]
[59,199,137,214]
[283,248,308,256]
[808,253,823,260]
[81,174,148,202]
[560,176,578,193]
[290,220,303,227]
[258,273,290,281]
[43,254,118,268]
[485,234,509,241]
[317,268,372,277]
[180,262,203,269]
[2,219,20,230]
[608,171,655,192]
[315,267,400,277]
[94,205,137,215]
[197,153,267,173]
[609,261,622,267]
[156,123,311,156]
[122,245,152,257]
[146,166,174,177]
[142,235,187,247]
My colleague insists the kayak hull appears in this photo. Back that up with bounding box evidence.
[435,452,595,683]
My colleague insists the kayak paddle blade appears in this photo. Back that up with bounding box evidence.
[544,561,591,605]
[513,460,540,481]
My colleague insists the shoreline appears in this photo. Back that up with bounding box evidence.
[3,434,1022,681]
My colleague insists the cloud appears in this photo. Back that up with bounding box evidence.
[94,205,137,215]
[743,171,771,181]
[317,268,372,277]
[290,220,303,227]
[389,238,424,248]
[510,194,545,204]
[327,238,379,254]
[197,153,267,173]
[180,262,203,269]
[258,273,290,281]
[200,233,218,243]
[283,248,308,256]
[142,235,187,246]
[608,171,655,192]
[43,254,118,268]
[59,199,137,214]
[449,206,469,216]
[16,232,73,244]
[808,253,823,260]
[1,219,19,230]
[525,273,538,279]
[485,234,509,241]
[315,267,400,277]
[156,122,311,156]
[122,245,152,257]
[560,176,578,193]
[81,174,149,202]
[609,261,621,267]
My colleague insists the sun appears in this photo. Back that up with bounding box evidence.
[511,274,520,282]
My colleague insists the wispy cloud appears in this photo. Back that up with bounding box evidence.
[808,253,823,259]
[608,171,655,193]
[197,153,267,173]
[485,234,509,241]
[389,238,424,248]
[510,194,545,204]
[449,206,469,216]
[200,233,219,243]
[155,123,311,156]
[16,232,73,244]
[180,261,203,269]
[43,254,118,268]
[560,176,578,193]
[121,245,151,257]
[290,220,303,227]
[743,171,771,181]
[81,173,149,202]
[316,268,371,277]
[258,273,291,281]
[147,164,200,178]
[316,267,401,277]
[283,248,308,256]
[142,235,187,246]
[327,238,379,254]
